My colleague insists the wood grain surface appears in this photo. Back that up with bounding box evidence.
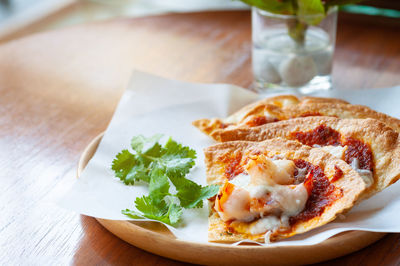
[0,10,399,265]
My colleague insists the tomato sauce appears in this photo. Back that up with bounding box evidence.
[343,138,373,171]
[222,152,244,180]
[331,165,344,183]
[290,159,343,226]
[291,125,373,172]
[291,124,341,146]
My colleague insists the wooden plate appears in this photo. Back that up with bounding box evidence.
[77,133,386,266]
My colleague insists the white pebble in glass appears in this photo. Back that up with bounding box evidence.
[279,55,317,87]
[312,48,333,76]
[253,56,281,84]
[252,7,338,94]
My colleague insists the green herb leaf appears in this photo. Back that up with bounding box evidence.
[111,150,150,184]
[131,134,163,153]
[113,135,219,226]
[297,0,325,25]
[113,135,197,185]
[122,195,183,226]
[170,175,220,209]
[148,168,170,204]
[159,138,197,177]
[240,0,295,15]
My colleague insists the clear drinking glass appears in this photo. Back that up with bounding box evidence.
[252,7,338,94]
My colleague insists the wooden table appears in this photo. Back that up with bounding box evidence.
[1,10,399,265]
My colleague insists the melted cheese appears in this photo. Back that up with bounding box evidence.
[277,98,297,108]
[264,110,275,118]
[295,167,308,184]
[264,231,272,244]
[320,145,346,159]
[229,173,250,188]
[248,185,269,198]
[218,182,308,233]
[250,216,281,235]
[246,183,308,217]
[270,184,308,217]
[351,158,374,188]
[216,155,309,234]
[272,159,296,185]
[245,156,295,186]
[245,156,276,186]
[216,185,255,222]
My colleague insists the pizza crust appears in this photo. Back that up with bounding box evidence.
[193,96,400,140]
[282,103,400,133]
[192,95,349,137]
[205,139,366,242]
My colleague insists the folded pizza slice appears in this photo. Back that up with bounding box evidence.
[192,95,349,138]
[194,98,400,141]
[205,139,366,242]
[213,117,400,199]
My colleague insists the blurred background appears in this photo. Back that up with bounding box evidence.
[0,0,398,43]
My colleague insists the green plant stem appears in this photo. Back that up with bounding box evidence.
[286,18,308,47]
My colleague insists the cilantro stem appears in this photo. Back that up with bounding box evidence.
[140,154,158,161]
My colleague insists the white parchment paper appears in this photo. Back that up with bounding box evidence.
[57,71,400,246]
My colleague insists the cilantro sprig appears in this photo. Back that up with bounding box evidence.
[112,135,219,226]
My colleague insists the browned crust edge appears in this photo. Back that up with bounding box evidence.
[192,95,350,138]
[194,98,400,141]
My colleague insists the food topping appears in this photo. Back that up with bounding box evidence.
[215,182,255,222]
[331,165,344,183]
[291,125,374,185]
[343,138,373,172]
[245,156,295,186]
[215,154,343,236]
[223,152,245,180]
[291,124,341,146]
[249,216,282,235]
[289,160,343,226]
[351,158,374,188]
[320,145,346,159]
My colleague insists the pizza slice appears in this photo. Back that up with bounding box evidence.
[192,95,349,137]
[213,117,400,199]
[205,138,366,242]
[193,97,400,140]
